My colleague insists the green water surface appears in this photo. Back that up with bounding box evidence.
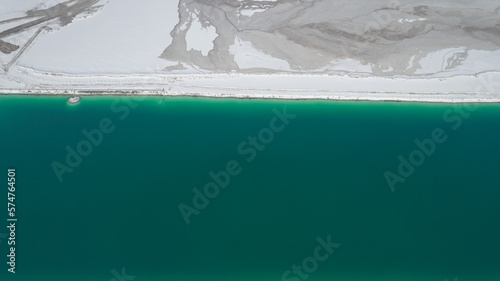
[0,95,499,281]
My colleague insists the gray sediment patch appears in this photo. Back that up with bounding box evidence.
[161,0,500,76]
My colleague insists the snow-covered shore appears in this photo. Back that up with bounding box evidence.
[1,0,499,102]
[1,65,499,103]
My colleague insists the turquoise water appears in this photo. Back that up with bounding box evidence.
[0,95,499,281]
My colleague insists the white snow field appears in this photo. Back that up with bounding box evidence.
[1,0,500,102]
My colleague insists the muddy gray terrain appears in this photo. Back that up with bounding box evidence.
[161,0,500,75]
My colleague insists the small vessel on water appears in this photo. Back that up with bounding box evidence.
[68,96,81,104]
